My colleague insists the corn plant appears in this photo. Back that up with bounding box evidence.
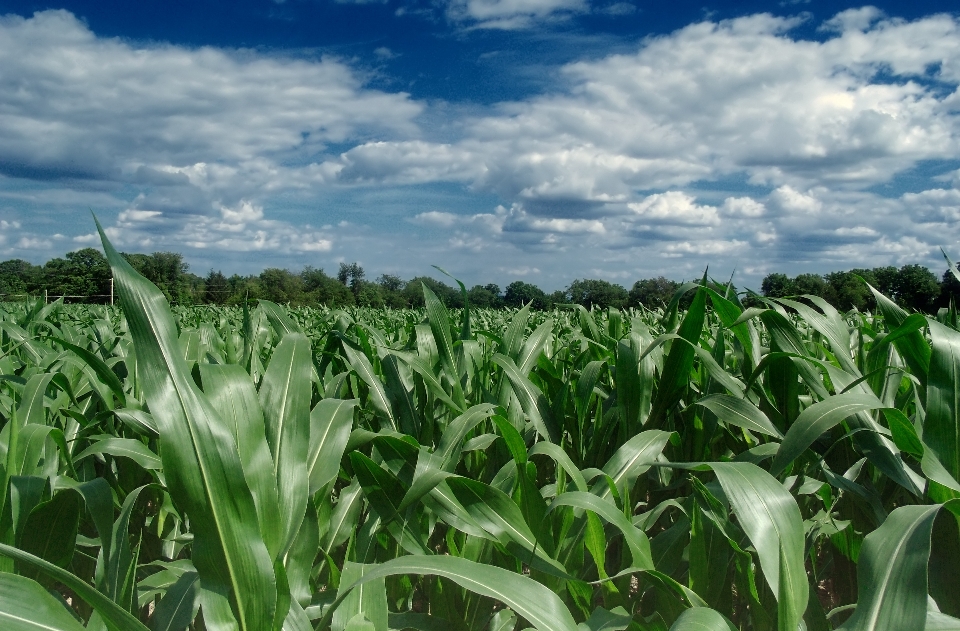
[0,222,957,631]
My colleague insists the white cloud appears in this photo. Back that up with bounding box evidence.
[340,9,960,199]
[628,192,720,225]
[446,0,587,29]
[722,197,767,217]
[2,9,960,286]
[768,186,824,214]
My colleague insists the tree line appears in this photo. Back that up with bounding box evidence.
[0,247,957,313]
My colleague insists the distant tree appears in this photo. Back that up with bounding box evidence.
[0,259,40,299]
[760,273,794,298]
[894,264,940,313]
[338,262,365,287]
[792,273,828,298]
[123,251,192,303]
[376,274,408,308]
[204,270,230,305]
[628,277,679,309]
[44,248,111,302]
[504,281,547,309]
[259,268,305,305]
[354,281,386,307]
[403,277,461,308]
[302,267,354,306]
[567,279,628,310]
[377,274,404,292]
[823,271,872,311]
[939,268,960,309]
[467,284,501,308]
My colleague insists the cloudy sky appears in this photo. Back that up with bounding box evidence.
[0,0,957,290]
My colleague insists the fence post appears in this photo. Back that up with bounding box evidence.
[110,277,114,306]
[44,289,47,304]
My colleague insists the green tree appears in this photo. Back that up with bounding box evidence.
[504,281,547,309]
[403,277,462,308]
[123,251,193,303]
[823,271,873,311]
[259,268,305,305]
[792,273,827,298]
[894,264,940,313]
[566,279,628,310]
[0,259,40,299]
[44,248,111,302]
[760,273,794,298]
[302,267,354,306]
[628,277,679,309]
[467,284,501,308]
[377,274,408,308]
[204,270,230,305]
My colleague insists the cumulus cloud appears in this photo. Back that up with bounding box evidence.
[331,9,960,202]
[3,8,960,285]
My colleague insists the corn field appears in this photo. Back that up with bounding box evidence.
[0,224,958,631]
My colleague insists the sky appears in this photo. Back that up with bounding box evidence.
[0,1,957,291]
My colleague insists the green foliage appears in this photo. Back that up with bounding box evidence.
[1,230,959,630]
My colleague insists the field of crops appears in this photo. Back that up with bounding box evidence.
[0,226,958,631]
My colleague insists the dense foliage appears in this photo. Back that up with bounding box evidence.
[3,249,956,314]
[0,228,959,631]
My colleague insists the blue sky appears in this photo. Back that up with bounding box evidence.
[0,0,957,290]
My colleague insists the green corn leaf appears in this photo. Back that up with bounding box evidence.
[695,394,783,439]
[151,571,200,631]
[422,283,466,410]
[53,337,126,408]
[16,488,81,585]
[548,491,653,570]
[710,462,807,631]
[96,219,277,631]
[322,555,580,631]
[649,287,706,427]
[333,563,388,631]
[529,442,587,492]
[342,342,396,429]
[200,363,283,558]
[668,607,737,631]
[517,319,554,376]
[0,571,86,631]
[579,606,633,631]
[836,503,948,631]
[770,391,886,476]
[493,354,559,443]
[445,476,568,577]
[260,332,313,556]
[259,300,303,336]
[74,437,162,470]
[925,320,960,493]
[0,542,150,631]
[598,430,673,500]
[308,399,358,495]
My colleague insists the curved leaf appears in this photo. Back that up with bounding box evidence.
[771,392,886,476]
[323,555,579,631]
[0,571,86,631]
[710,462,807,631]
[695,394,782,439]
[0,543,150,631]
[837,504,943,631]
[668,607,737,631]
